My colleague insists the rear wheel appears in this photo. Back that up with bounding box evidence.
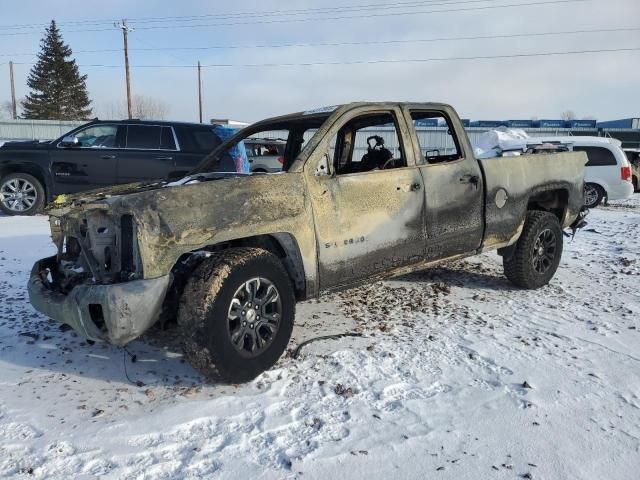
[503,211,563,289]
[178,247,295,383]
[0,173,45,216]
[583,183,604,208]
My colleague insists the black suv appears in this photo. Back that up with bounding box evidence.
[0,120,228,215]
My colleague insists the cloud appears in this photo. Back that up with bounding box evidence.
[1,0,639,122]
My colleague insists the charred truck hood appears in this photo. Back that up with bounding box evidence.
[28,172,310,344]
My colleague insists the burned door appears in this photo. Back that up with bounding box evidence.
[306,107,426,291]
[405,108,484,259]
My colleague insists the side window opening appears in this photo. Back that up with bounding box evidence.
[334,112,406,175]
[410,111,462,165]
[160,127,177,150]
[573,146,617,167]
[126,125,163,150]
[73,125,119,148]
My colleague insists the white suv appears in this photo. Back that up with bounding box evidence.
[534,136,634,208]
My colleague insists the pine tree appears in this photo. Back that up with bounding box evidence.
[22,20,92,120]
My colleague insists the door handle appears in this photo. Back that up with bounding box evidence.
[101,154,116,160]
[459,174,479,187]
[398,183,422,192]
[156,156,173,161]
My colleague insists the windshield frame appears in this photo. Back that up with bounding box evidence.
[189,110,340,175]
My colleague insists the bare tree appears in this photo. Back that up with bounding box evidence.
[0,100,14,119]
[561,110,577,121]
[98,95,169,120]
[98,100,124,120]
[131,95,169,120]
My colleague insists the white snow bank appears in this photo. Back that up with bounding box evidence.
[1,198,640,479]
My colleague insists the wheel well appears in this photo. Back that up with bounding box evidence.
[586,182,605,193]
[158,233,306,327]
[0,164,48,199]
[171,233,305,298]
[219,233,306,299]
[527,188,569,222]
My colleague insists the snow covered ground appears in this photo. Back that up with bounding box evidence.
[1,198,639,479]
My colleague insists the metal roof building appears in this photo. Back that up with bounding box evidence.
[1,117,639,149]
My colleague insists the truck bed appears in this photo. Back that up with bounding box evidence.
[479,151,587,249]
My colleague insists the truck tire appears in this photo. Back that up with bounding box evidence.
[503,211,563,289]
[0,172,45,216]
[583,183,604,208]
[178,247,295,383]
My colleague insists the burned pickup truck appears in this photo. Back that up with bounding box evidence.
[28,103,587,383]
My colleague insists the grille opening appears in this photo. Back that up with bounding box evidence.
[120,215,135,273]
[104,246,112,271]
[63,236,81,257]
[88,304,107,332]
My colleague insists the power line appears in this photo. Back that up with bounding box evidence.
[125,0,503,23]
[0,0,589,36]
[1,26,636,57]
[5,46,638,69]
[108,0,595,32]
[0,0,511,31]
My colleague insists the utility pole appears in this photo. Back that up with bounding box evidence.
[197,61,203,123]
[115,20,133,119]
[9,61,17,119]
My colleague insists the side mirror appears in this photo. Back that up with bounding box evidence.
[60,135,80,147]
[315,153,330,176]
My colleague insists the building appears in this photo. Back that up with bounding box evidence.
[461,118,640,149]
[0,117,638,149]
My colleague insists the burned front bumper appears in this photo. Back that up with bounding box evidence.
[28,256,170,346]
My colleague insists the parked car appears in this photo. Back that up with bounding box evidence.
[0,120,233,215]
[28,102,587,383]
[624,149,640,192]
[0,138,31,147]
[533,136,633,208]
[244,138,286,172]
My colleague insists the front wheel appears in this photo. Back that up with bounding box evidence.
[178,248,295,383]
[503,211,563,289]
[583,183,604,208]
[0,173,45,216]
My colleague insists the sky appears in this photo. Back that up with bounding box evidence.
[0,0,639,123]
